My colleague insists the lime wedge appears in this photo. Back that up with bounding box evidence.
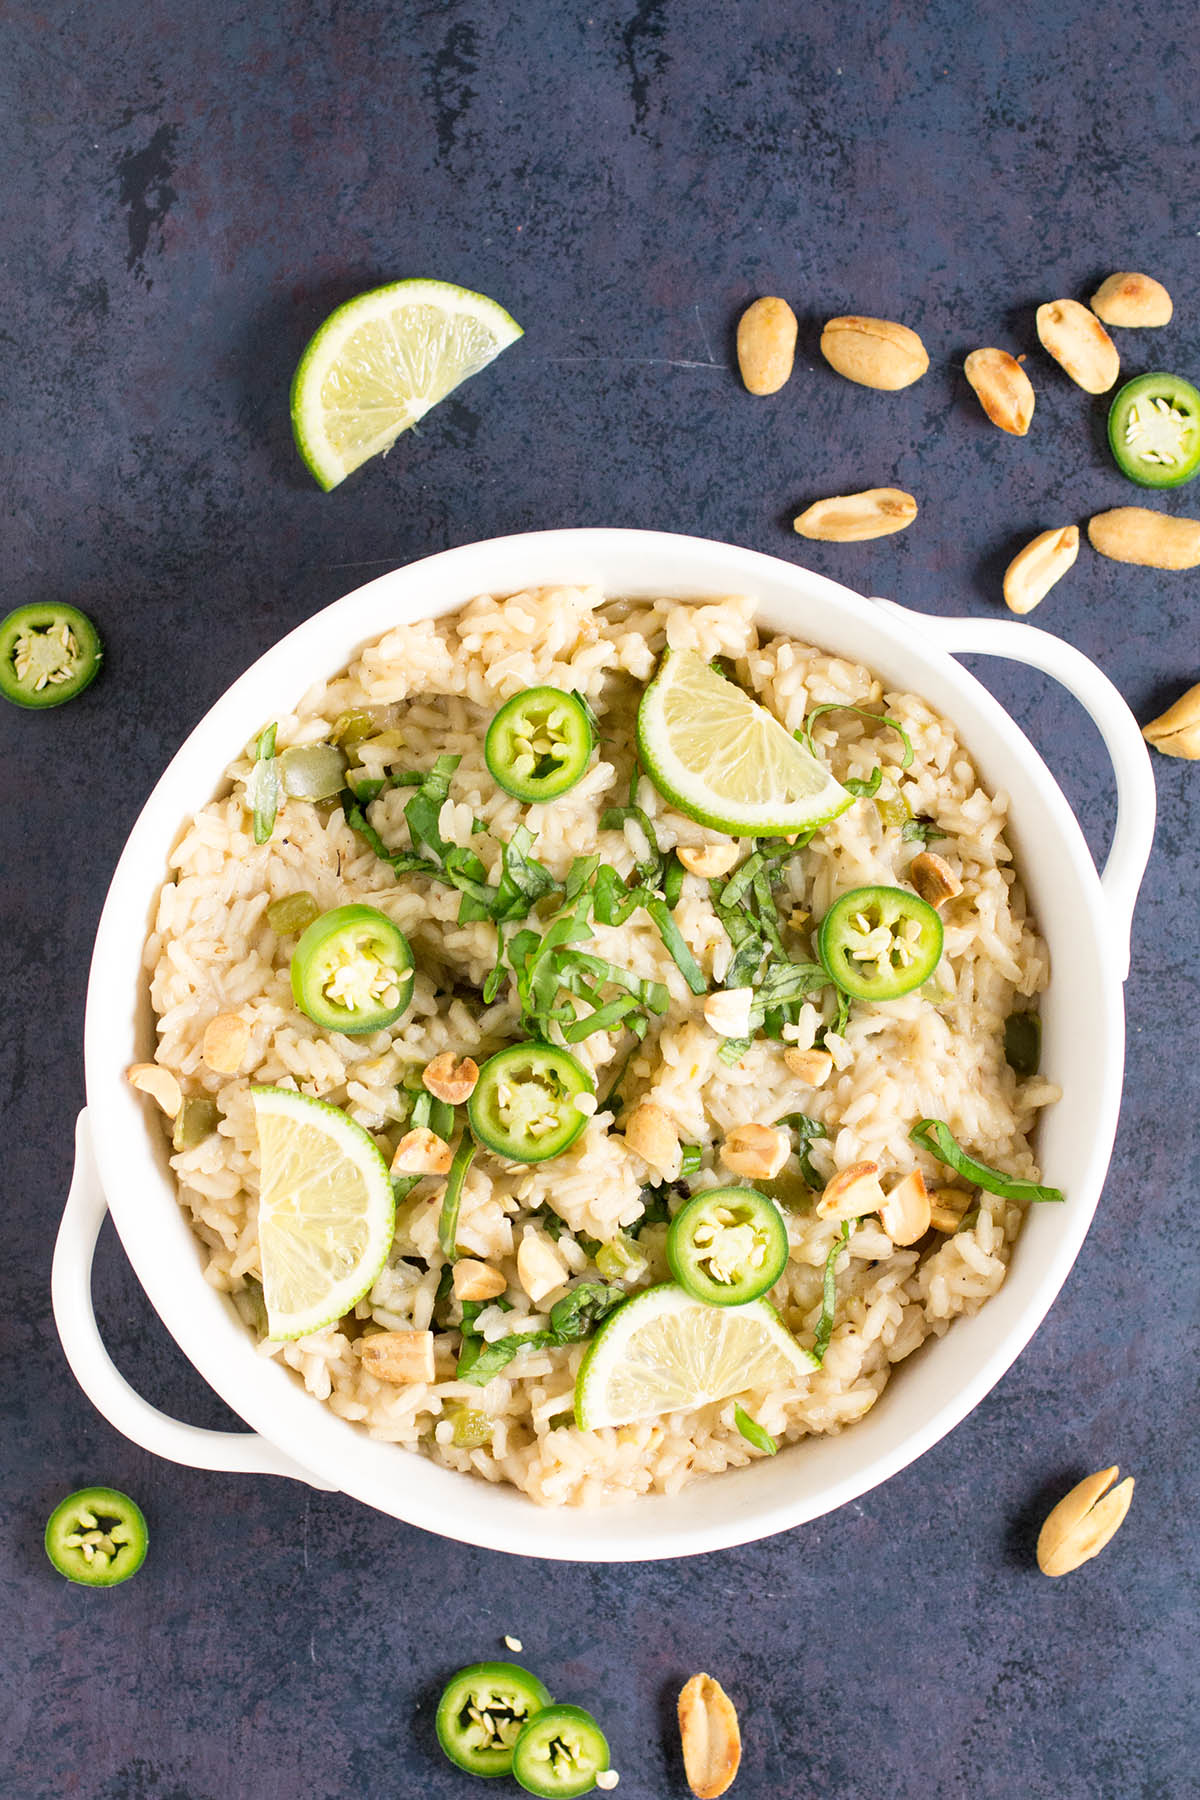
[290,279,523,490]
[252,1086,395,1339]
[637,648,852,836]
[574,1281,817,1430]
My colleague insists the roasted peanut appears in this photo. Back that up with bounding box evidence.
[793,488,918,542]
[390,1127,453,1177]
[1036,1465,1135,1577]
[720,1122,790,1180]
[783,1046,833,1086]
[1090,271,1173,328]
[703,987,754,1039]
[1143,682,1200,759]
[516,1228,568,1305]
[820,315,929,389]
[127,1062,183,1119]
[623,1101,682,1181]
[676,842,741,878]
[1088,507,1200,570]
[359,1330,436,1385]
[878,1169,931,1245]
[909,850,962,906]
[202,1012,250,1076]
[422,1051,479,1105]
[963,348,1035,435]
[678,1673,742,1800]
[452,1259,508,1302]
[736,295,798,395]
[817,1161,885,1221]
[1003,525,1080,615]
[1036,299,1119,393]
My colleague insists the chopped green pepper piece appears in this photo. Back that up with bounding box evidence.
[172,1096,219,1152]
[447,1404,493,1449]
[278,743,348,800]
[266,891,321,936]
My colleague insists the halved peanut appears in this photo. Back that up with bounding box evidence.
[678,1673,741,1800]
[793,488,918,542]
[964,348,1035,435]
[703,987,754,1039]
[677,842,741,878]
[1036,1465,1135,1577]
[736,295,798,395]
[359,1330,436,1385]
[909,850,962,906]
[390,1127,453,1177]
[1143,682,1200,759]
[623,1101,682,1181]
[452,1259,508,1302]
[928,1188,970,1233]
[1090,272,1173,328]
[817,1161,885,1221]
[720,1123,790,1180]
[820,315,929,389]
[1036,299,1119,393]
[422,1051,479,1105]
[516,1228,568,1305]
[878,1169,931,1245]
[1088,507,1200,570]
[127,1062,183,1119]
[202,1012,250,1076]
[783,1046,833,1086]
[1003,525,1079,615]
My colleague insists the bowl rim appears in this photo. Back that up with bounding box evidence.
[82,527,1127,1559]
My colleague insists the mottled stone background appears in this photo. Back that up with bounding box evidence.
[2,1,1196,1795]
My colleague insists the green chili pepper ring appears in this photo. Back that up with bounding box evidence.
[0,603,102,709]
[818,884,943,1002]
[512,1703,611,1798]
[290,903,414,1035]
[485,687,595,803]
[436,1660,553,1778]
[468,1042,594,1164]
[44,1487,148,1587]
[667,1185,789,1306]
[1108,372,1200,489]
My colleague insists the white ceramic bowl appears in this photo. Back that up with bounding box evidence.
[54,529,1155,1561]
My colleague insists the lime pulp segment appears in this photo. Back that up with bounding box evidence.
[637,648,851,835]
[291,278,524,490]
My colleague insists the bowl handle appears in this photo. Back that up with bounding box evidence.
[872,604,1156,981]
[53,1109,336,1489]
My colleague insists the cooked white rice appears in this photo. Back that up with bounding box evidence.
[144,587,1055,1506]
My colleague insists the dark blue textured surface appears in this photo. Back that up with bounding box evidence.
[3,3,1197,1796]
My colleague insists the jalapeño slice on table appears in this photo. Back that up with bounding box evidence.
[666,1185,789,1306]
[0,603,102,709]
[817,884,943,1002]
[512,1703,611,1798]
[468,1042,594,1163]
[44,1487,148,1587]
[1107,372,1200,488]
[485,686,595,803]
[435,1660,553,1778]
[290,904,414,1034]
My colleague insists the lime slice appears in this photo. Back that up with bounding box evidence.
[291,279,523,490]
[252,1086,395,1339]
[574,1281,817,1430]
[637,648,852,835]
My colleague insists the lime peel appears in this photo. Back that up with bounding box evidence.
[252,1085,395,1340]
[636,649,851,836]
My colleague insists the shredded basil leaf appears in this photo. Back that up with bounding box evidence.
[797,702,915,770]
[547,1282,626,1342]
[428,1097,456,1142]
[251,723,280,845]
[733,1404,778,1455]
[571,689,602,738]
[644,897,707,994]
[776,1112,828,1190]
[1004,1012,1042,1077]
[901,816,947,844]
[662,850,685,910]
[910,1118,1064,1203]
[457,1324,549,1384]
[679,1143,703,1178]
[600,803,663,884]
[437,1133,477,1261]
[812,1221,852,1363]
[843,767,883,799]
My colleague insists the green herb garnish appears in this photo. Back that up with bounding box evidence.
[776,1111,828,1190]
[797,701,915,771]
[456,1282,625,1384]
[910,1118,1064,1203]
[733,1404,778,1455]
[901,816,947,845]
[1004,1012,1042,1077]
[437,1132,477,1261]
[812,1221,852,1363]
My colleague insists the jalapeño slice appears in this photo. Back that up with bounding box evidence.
[436,1661,552,1778]
[512,1704,611,1798]
[44,1487,148,1587]
[485,687,594,803]
[1108,373,1200,489]
[818,884,943,1002]
[468,1043,594,1163]
[290,904,414,1034]
[667,1185,789,1306]
[0,603,102,709]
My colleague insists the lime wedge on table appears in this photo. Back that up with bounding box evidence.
[575,1282,818,1430]
[291,279,523,490]
[637,649,851,835]
[252,1086,394,1340]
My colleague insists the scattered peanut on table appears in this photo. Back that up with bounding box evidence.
[820,314,929,389]
[963,348,1035,435]
[1087,507,1200,570]
[1090,271,1173,328]
[1036,298,1120,393]
[1003,525,1080,615]
[678,1673,742,1800]
[793,488,918,542]
[1143,682,1200,759]
[736,295,798,395]
[1036,1465,1135,1576]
